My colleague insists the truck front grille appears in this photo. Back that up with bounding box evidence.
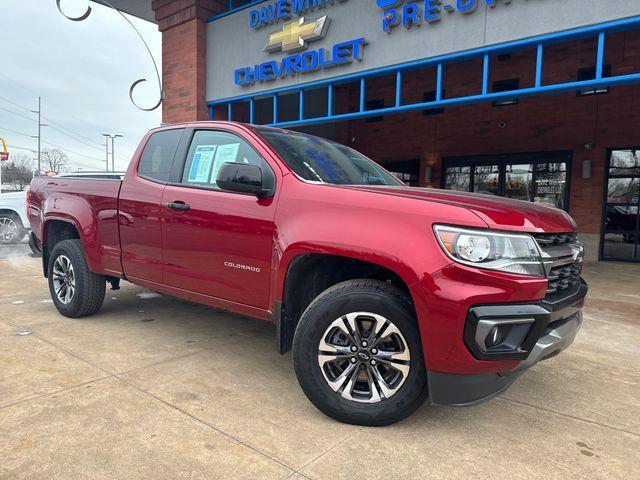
[533,232,577,247]
[532,232,583,299]
[546,262,581,295]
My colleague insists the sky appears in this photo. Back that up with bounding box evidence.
[0,0,161,172]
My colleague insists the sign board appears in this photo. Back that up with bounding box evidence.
[206,0,640,101]
[0,137,8,161]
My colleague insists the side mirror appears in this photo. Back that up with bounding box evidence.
[216,163,273,197]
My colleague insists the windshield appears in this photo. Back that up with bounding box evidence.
[256,128,403,186]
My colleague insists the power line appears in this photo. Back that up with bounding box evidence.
[0,95,130,161]
[0,74,89,124]
[7,144,36,153]
[46,120,130,161]
[47,124,105,152]
[0,95,34,113]
[0,104,36,123]
[0,124,34,138]
[1,124,123,168]
[42,116,104,147]
[0,95,131,163]
[41,139,105,163]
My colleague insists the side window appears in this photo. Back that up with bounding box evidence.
[138,129,183,182]
[181,130,268,189]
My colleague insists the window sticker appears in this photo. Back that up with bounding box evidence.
[188,145,217,183]
[210,143,240,184]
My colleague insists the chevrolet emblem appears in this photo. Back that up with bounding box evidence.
[264,16,330,53]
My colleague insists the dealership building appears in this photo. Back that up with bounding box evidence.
[100,0,640,262]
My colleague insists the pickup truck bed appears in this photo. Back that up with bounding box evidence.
[29,177,123,277]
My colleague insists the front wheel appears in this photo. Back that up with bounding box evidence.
[292,279,428,426]
[48,239,106,318]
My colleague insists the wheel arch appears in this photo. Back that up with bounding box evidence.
[274,250,419,354]
[0,208,23,223]
[42,218,81,277]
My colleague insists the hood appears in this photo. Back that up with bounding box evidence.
[0,190,26,199]
[344,186,576,233]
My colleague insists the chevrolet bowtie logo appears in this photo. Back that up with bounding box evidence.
[264,16,330,53]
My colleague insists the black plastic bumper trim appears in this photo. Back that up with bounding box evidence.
[428,370,523,407]
[464,280,588,361]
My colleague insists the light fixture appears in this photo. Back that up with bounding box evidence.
[424,166,432,183]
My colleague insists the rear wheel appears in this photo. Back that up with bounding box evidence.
[0,212,25,244]
[48,239,105,317]
[293,279,428,426]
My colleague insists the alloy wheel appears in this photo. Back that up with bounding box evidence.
[52,255,76,304]
[317,312,411,403]
[0,216,18,243]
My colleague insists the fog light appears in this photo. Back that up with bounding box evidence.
[475,318,535,354]
[485,325,510,349]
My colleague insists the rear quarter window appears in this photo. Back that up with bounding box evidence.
[138,129,183,182]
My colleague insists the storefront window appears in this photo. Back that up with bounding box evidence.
[442,152,570,210]
[379,159,420,187]
[505,164,533,201]
[609,150,640,177]
[534,162,568,209]
[444,166,471,191]
[473,165,500,195]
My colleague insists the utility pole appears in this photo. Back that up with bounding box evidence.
[102,133,123,172]
[111,134,122,172]
[102,134,110,171]
[31,96,47,175]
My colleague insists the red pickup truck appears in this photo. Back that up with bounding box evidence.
[27,122,587,425]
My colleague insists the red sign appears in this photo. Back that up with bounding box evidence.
[44,171,58,176]
[0,152,8,161]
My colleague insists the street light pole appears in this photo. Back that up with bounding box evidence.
[102,134,123,172]
[111,134,123,172]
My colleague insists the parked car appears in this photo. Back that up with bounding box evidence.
[27,122,587,426]
[605,205,638,243]
[0,190,28,244]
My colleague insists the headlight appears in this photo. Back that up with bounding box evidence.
[434,225,544,277]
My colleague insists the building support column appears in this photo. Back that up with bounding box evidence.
[152,0,222,123]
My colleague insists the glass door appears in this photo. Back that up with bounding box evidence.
[602,149,640,262]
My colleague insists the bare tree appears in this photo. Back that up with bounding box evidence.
[1,153,34,190]
[41,148,69,174]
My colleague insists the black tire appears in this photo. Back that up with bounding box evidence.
[47,239,105,318]
[0,212,25,245]
[292,279,429,426]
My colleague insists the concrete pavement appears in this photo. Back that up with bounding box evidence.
[0,252,638,479]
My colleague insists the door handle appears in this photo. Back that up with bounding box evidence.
[166,201,190,211]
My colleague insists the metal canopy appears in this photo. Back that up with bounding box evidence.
[210,16,640,128]
[91,0,155,22]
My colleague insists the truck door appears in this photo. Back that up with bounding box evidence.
[119,128,184,284]
[160,128,277,309]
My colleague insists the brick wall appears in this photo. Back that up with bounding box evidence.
[153,0,225,123]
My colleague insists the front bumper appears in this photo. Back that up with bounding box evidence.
[428,280,586,406]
